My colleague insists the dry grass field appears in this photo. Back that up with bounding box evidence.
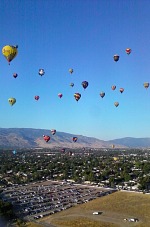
[37,191,150,227]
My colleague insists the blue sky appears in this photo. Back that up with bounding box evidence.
[0,0,150,140]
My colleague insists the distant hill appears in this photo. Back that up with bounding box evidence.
[0,128,114,149]
[108,137,150,148]
[0,128,150,149]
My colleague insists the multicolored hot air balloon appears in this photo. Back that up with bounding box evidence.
[51,129,56,135]
[2,45,18,64]
[119,88,124,93]
[35,95,40,100]
[100,92,105,98]
[43,135,50,142]
[143,82,149,89]
[58,93,63,98]
[73,137,78,142]
[70,83,74,87]
[82,81,89,90]
[111,85,116,90]
[113,54,119,62]
[13,73,18,78]
[39,69,45,76]
[74,93,81,101]
[126,48,132,55]
[8,97,16,106]
[69,68,73,74]
[114,102,119,107]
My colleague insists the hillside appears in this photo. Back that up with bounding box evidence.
[0,128,113,149]
[0,128,150,149]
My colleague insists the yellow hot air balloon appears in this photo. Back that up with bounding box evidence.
[2,45,18,64]
[8,98,16,106]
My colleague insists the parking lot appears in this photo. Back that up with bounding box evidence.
[1,180,116,221]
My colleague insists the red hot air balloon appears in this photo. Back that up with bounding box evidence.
[126,48,132,55]
[43,135,50,142]
[35,95,40,100]
[58,93,63,98]
[119,88,124,93]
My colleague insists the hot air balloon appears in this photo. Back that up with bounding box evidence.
[143,82,149,89]
[113,157,118,161]
[119,88,124,93]
[113,54,119,62]
[39,69,45,76]
[35,95,40,101]
[2,45,18,64]
[111,85,116,90]
[43,135,50,142]
[82,81,89,90]
[70,83,74,87]
[114,102,119,107]
[73,137,78,142]
[74,93,81,101]
[58,93,63,98]
[69,68,73,74]
[126,48,132,55]
[13,73,18,78]
[61,148,65,153]
[8,98,16,106]
[112,144,115,149]
[51,129,56,135]
[100,92,105,98]
[12,150,16,155]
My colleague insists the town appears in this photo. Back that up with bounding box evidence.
[0,148,150,221]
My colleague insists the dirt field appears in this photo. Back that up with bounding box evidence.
[37,191,150,227]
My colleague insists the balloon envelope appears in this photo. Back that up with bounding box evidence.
[35,96,40,100]
[2,45,18,63]
[100,92,105,98]
[111,85,116,90]
[39,69,45,76]
[144,82,149,89]
[114,102,119,107]
[43,135,50,142]
[70,83,74,87]
[13,73,18,78]
[74,93,81,101]
[126,48,132,55]
[113,54,119,62]
[51,129,56,135]
[73,137,78,142]
[119,88,124,93]
[58,93,63,98]
[82,81,89,89]
[8,98,16,106]
[69,68,73,74]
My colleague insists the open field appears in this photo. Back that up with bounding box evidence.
[37,191,150,227]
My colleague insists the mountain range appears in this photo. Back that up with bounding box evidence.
[0,128,150,149]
